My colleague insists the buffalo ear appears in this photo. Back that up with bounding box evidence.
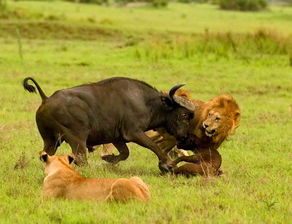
[68,154,75,164]
[172,95,195,112]
[39,152,48,163]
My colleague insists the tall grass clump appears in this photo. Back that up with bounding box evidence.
[218,0,268,11]
[65,0,169,7]
[134,29,292,62]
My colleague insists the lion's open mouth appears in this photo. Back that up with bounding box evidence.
[205,129,215,137]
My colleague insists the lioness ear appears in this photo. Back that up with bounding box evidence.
[39,152,48,163]
[68,154,75,164]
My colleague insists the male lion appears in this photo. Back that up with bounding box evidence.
[40,152,150,202]
[153,93,240,176]
[95,93,240,177]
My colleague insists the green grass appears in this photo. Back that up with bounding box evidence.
[0,1,292,223]
[6,1,292,33]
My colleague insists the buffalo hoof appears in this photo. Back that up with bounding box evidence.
[101,154,120,164]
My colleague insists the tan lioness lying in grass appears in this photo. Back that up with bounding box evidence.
[40,152,150,202]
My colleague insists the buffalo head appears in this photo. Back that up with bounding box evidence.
[161,84,195,145]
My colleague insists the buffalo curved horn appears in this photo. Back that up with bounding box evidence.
[169,84,186,99]
[169,84,195,112]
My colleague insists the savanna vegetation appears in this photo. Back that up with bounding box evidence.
[0,1,291,223]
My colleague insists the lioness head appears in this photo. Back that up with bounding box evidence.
[40,151,75,175]
[202,95,240,138]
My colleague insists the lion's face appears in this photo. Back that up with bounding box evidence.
[202,109,235,138]
[203,110,222,137]
[202,95,240,139]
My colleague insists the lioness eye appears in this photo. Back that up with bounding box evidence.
[215,117,220,121]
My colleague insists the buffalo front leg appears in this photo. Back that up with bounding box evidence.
[101,142,129,164]
[128,131,174,173]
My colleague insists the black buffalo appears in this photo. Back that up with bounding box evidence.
[23,77,194,172]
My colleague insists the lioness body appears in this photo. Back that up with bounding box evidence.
[41,153,150,202]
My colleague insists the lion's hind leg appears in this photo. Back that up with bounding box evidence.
[174,162,219,177]
[129,176,150,201]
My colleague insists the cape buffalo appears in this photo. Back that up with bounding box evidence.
[23,77,194,172]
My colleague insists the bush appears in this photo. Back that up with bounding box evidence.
[114,0,169,7]
[65,0,109,5]
[150,0,169,7]
[218,0,268,11]
[67,0,169,7]
[177,0,208,3]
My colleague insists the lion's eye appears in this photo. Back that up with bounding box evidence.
[215,117,221,121]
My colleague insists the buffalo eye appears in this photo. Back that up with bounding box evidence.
[181,113,188,119]
[182,112,193,120]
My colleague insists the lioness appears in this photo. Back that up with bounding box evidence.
[40,152,150,202]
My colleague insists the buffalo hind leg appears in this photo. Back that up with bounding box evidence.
[43,132,63,156]
[69,140,88,166]
[128,131,174,173]
[101,142,129,164]
[64,132,88,166]
[39,128,60,155]
[42,139,58,156]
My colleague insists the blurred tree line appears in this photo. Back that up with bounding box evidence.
[68,0,292,10]
[2,0,292,10]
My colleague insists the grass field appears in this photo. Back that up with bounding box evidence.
[0,1,291,223]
